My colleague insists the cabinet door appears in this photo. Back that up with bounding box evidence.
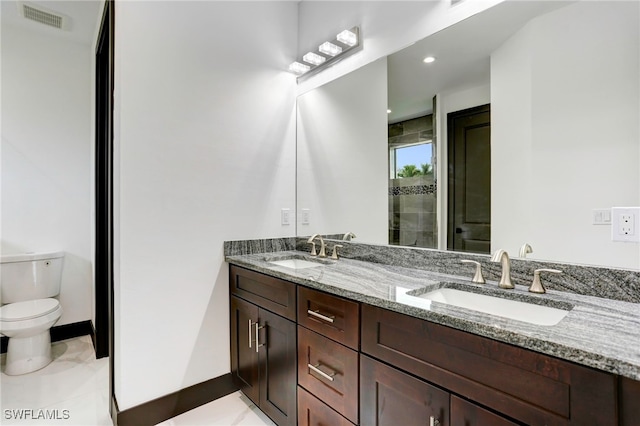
[259,308,297,426]
[298,386,354,426]
[451,396,518,426]
[230,295,260,404]
[360,355,449,426]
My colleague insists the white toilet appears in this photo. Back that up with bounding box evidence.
[0,251,64,375]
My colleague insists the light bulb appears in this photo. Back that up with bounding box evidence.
[337,29,357,47]
[319,42,342,57]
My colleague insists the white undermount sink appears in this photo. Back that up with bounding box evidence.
[416,288,571,326]
[268,258,324,269]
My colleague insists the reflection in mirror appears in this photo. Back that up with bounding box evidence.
[296,1,640,270]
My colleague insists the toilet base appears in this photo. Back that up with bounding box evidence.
[4,330,53,375]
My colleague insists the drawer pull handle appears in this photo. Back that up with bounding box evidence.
[307,309,335,323]
[248,319,253,348]
[308,363,336,381]
[255,323,264,353]
[429,416,440,426]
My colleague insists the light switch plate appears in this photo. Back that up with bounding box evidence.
[301,208,310,225]
[592,208,611,225]
[281,208,290,226]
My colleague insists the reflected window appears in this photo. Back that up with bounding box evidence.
[390,142,433,179]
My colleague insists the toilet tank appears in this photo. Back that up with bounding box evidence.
[0,252,64,304]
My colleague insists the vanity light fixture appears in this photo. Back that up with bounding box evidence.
[288,26,361,78]
[423,56,436,64]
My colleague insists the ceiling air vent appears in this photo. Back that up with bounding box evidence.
[18,2,69,30]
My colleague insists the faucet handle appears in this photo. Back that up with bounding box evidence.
[461,260,486,284]
[529,268,562,294]
[331,244,343,260]
[519,243,533,258]
[308,241,317,256]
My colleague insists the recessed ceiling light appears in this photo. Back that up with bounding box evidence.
[423,56,436,64]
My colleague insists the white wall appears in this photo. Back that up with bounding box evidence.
[297,58,388,243]
[491,1,640,269]
[1,23,93,325]
[297,0,504,95]
[114,1,297,410]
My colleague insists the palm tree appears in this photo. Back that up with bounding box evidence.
[421,163,433,175]
[397,164,421,178]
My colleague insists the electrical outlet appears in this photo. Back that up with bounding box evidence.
[611,207,640,242]
[619,214,634,235]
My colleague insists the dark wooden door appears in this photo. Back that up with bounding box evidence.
[259,308,297,426]
[447,104,491,254]
[360,355,449,426]
[230,296,260,404]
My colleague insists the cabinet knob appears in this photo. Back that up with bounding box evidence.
[429,416,440,426]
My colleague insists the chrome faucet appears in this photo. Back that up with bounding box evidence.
[490,249,514,289]
[342,232,356,241]
[307,234,327,258]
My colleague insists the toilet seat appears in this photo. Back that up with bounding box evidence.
[0,299,60,321]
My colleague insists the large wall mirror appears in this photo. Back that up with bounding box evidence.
[296,0,639,270]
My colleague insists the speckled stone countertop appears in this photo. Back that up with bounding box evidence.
[226,250,640,381]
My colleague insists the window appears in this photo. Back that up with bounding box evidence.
[390,141,433,179]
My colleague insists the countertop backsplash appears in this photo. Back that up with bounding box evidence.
[224,236,640,304]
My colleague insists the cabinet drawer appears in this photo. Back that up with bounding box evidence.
[360,355,449,426]
[297,386,354,426]
[451,396,518,426]
[361,304,616,425]
[230,265,296,321]
[298,286,359,349]
[298,326,359,424]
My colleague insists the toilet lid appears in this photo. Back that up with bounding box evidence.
[0,298,60,321]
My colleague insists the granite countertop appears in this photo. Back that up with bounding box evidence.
[226,250,640,381]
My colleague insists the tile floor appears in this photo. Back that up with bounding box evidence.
[0,335,274,426]
[155,392,275,426]
[1,335,111,425]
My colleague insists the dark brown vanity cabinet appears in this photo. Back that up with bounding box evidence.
[361,304,618,425]
[230,266,297,426]
[229,265,639,426]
